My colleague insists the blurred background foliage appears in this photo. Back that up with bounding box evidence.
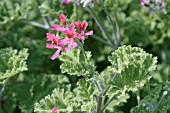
[0,0,170,113]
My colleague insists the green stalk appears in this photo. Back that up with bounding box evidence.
[155,91,168,110]
[86,6,115,48]
[92,34,113,46]
[100,94,115,112]
[137,90,140,105]
[98,0,118,47]
[77,40,87,62]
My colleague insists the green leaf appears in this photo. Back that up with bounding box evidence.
[0,0,31,25]
[59,49,96,77]
[108,45,157,92]
[106,87,130,112]
[130,106,154,113]
[76,79,97,112]
[9,74,69,113]
[152,63,170,83]
[34,88,79,113]
[0,48,28,83]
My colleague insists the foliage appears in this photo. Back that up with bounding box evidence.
[130,84,170,113]
[0,74,70,113]
[34,45,158,113]
[0,48,28,83]
[152,63,170,83]
[59,49,96,77]
[34,88,77,113]
[0,0,31,25]
[108,45,157,92]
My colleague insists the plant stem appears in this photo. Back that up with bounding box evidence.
[98,0,118,47]
[99,73,118,112]
[86,6,115,48]
[155,91,168,110]
[94,79,103,113]
[77,40,87,62]
[0,81,6,96]
[137,90,140,105]
[23,21,50,30]
[94,80,102,92]
[100,94,115,112]
[96,92,103,113]
[92,34,112,46]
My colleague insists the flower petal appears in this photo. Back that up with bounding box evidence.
[72,41,78,47]
[75,20,82,31]
[64,30,76,39]
[64,43,72,51]
[51,106,58,113]
[82,20,88,31]
[52,24,64,31]
[46,32,57,41]
[85,30,93,36]
[58,38,68,45]
[79,36,85,40]
[46,44,58,49]
[59,14,67,27]
[69,22,75,30]
[51,49,61,60]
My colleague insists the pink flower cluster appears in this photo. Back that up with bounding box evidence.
[140,0,166,13]
[46,14,93,60]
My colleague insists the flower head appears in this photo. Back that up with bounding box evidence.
[75,20,88,32]
[75,20,93,41]
[64,30,77,39]
[140,0,150,5]
[62,0,71,4]
[45,14,93,60]
[46,33,68,60]
[140,0,167,13]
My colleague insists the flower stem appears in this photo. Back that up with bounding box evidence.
[77,40,87,61]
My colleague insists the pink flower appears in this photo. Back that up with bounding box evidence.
[52,14,67,32]
[59,14,67,27]
[46,32,68,60]
[69,22,75,30]
[75,20,93,40]
[52,14,75,32]
[64,30,77,39]
[64,30,78,51]
[140,0,150,5]
[75,20,88,32]
[45,13,94,60]
[51,106,58,113]
[62,0,71,4]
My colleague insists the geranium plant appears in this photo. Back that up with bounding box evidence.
[0,0,169,113]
